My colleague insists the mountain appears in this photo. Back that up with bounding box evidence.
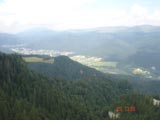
[26,55,107,80]
[0,52,86,120]
[113,74,160,97]
[124,50,160,69]
[25,54,160,96]
[1,52,160,119]
[17,27,60,44]
[91,25,160,33]
[0,33,20,53]
[0,33,19,46]
[13,25,160,60]
[1,25,160,78]
[1,25,160,60]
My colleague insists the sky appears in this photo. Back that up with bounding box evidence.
[0,0,160,33]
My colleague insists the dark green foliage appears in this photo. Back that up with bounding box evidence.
[28,55,106,80]
[111,74,160,97]
[0,53,160,120]
[113,94,160,120]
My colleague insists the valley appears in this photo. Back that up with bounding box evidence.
[1,0,160,119]
[1,25,160,80]
[6,44,160,80]
[1,25,160,119]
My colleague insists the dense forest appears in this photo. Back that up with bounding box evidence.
[27,55,106,80]
[0,53,160,120]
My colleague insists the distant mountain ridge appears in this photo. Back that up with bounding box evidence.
[1,25,160,76]
[0,33,19,45]
[15,25,160,59]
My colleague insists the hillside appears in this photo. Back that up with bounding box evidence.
[0,33,19,45]
[0,53,160,119]
[1,25,160,61]
[0,53,130,120]
[26,55,106,80]
[1,26,160,78]
[26,55,160,97]
[14,25,160,60]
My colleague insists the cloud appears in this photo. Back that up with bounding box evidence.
[131,4,148,17]
[0,0,160,32]
[0,0,96,32]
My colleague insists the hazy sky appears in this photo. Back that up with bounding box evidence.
[0,0,160,33]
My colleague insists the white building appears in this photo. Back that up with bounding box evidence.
[153,98,160,107]
[108,111,120,119]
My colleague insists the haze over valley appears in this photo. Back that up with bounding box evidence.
[1,0,160,119]
[1,25,160,80]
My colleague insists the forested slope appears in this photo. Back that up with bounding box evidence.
[27,55,106,80]
[0,53,160,120]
